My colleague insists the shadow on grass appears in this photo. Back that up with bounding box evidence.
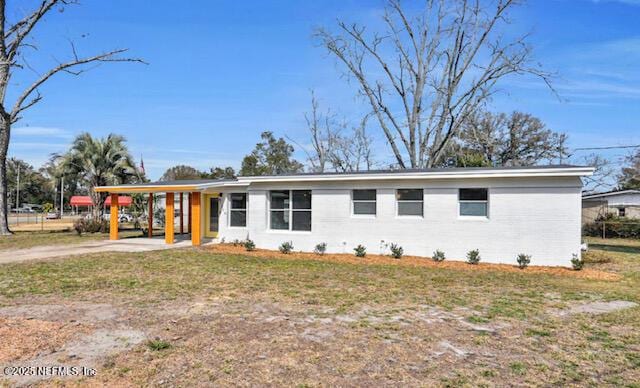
[590,243,640,255]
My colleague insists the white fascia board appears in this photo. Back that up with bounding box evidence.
[197,181,250,189]
[237,167,595,184]
[582,189,640,199]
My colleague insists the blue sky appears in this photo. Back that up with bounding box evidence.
[8,0,640,180]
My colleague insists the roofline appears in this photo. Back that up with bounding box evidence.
[582,189,640,199]
[95,166,594,193]
[238,166,594,183]
[94,180,249,193]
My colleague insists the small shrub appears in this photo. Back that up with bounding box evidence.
[147,339,171,351]
[571,254,584,271]
[279,241,293,254]
[354,244,367,257]
[432,249,446,262]
[389,243,403,259]
[244,239,256,251]
[73,217,109,235]
[516,253,531,269]
[466,249,481,265]
[314,242,327,255]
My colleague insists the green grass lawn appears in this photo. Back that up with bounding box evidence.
[0,235,638,386]
[0,229,149,251]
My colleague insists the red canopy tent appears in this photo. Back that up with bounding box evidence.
[70,195,133,207]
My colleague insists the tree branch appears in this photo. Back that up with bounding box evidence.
[10,48,145,122]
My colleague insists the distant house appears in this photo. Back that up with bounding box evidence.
[582,189,640,224]
[96,165,594,267]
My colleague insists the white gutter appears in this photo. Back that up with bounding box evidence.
[237,167,594,183]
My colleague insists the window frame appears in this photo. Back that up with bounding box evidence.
[268,190,312,232]
[458,188,489,219]
[351,189,377,217]
[228,192,247,228]
[395,188,424,218]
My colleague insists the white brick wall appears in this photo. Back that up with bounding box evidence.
[212,176,583,267]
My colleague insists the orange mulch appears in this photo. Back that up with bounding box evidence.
[0,318,85,363]
[206,244,621,281]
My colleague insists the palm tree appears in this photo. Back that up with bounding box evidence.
[61,133,139,217]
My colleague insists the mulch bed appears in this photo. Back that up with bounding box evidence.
[206,244,620,281]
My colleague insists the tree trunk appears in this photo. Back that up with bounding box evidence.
[0,117,12,235]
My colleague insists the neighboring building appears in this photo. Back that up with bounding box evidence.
[582,189,640,224]
[96,165,594,267]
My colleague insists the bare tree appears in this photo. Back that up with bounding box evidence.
[453,111,568,166]
[297,92,376,173]
[329,115,376,172]
[580,154,615,193]
[0,0,144,234]
[316,0,553,169]
[303,91,334,173]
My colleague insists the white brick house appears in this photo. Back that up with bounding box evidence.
[97,165,594,267]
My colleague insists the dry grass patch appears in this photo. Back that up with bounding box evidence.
[0,317,86,363]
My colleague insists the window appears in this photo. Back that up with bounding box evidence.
[270,190,312,231]
[396,189,423,216]
[229,193,247,227]
[352,189,376,215]
[619,207,626,217]
[459,188,488,217]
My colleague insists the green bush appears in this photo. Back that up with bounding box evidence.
[571,254,584,271]
[279,241,293,254]
[389,243,403,259]
[583,214,640,239]
[244,239,256,251]
[466,249,481,265]
[314,242,327,255]
[73,218,109,235]
[432,250,446,262]
[516,253,531,269]
[354,244,367,257]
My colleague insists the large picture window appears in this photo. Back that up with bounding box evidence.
[459,188,488,217]
[352,189,376,215]
[229,193,247,227]
[270,190,312,231]
[396,189,423,216]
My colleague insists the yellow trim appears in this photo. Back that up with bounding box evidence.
[94,186,199,193]
[204,193,221,238]
[109,194,119,240]
[165,192,175,244]
[191,192,201,246]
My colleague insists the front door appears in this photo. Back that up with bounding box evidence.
[205,195,220,238]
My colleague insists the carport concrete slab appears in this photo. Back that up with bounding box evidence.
[0,236,212,265]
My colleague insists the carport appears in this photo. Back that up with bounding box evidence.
[94,181,205,246]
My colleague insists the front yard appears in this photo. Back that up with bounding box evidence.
[0,236,638,386]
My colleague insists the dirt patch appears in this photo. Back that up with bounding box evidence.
[0,302,146,385]
[553,300,638,316]
[207,244,620,281]
[0,318,85,363]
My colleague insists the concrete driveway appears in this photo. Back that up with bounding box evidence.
[0,237,200,265]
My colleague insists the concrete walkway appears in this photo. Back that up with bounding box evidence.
[0,237,204,265]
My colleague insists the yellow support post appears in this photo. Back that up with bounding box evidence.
[191,192,201,246]
[148,193,154,238]
[109,193,119,240]
[165,192,174,244]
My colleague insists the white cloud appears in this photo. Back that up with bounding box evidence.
[12,126,73,139]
